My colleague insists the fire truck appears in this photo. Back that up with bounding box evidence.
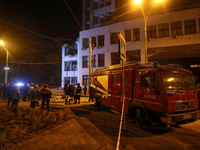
[90,62,200,128]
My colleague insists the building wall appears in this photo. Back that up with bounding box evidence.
[78,7,200,85]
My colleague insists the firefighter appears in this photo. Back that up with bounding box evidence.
[12,85,21,106]
[74,83,82,104]
[30,85,40,108]
[68,83,75,104]
[64,83,70,104]
[40,84,51,110]
[83,85,87,96]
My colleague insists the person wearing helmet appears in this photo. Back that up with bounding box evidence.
[40,84,51,110]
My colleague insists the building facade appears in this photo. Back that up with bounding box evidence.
[78,0,200,85]
[61,42,79,87]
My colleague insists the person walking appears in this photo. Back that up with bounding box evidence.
[40,84,51,110]
[75,83,82,104]
[30,85,40,108]
[83,85,87,96]
[64,83,70,104]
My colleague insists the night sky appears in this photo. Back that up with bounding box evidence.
[0,0,82,40]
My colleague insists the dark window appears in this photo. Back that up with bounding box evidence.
[93,16,98,25]
[98,54,105,67]
[184,19,197,35]
[100,0,105,8]
[64,61,71,71]
[158,23,169,38]
[64,77,70,85]
[65,47,77,56]
[106,0,111,6]
[140,72,151,87]
[82,38,89,49]
[171,21,183,36]
[83,75,89,85]
[98,35,104,47]
[71,77,77,86]
[125,29,131,42]
[99,14,105,23]
[82,56,89,68]
[71,61,77,71]
[133,28,140,41]
[92,55,97,67]
[147,25,157,38]
[110,32,119,44]
[93,1,98,10]
[92,36,96,47]
[111,52,120,65]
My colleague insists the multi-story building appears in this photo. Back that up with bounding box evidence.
[61,42,79,87]
[78,0,200,86]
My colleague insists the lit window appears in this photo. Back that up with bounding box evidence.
[184,19,197,35]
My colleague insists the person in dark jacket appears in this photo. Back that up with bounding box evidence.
[83,85,87,96]
[12,85,21,106]
[2,83,8,100]
[21,83,29,101]
[64,83,70,104]
[7,84,14,106]
[68,83,75,104]
[40,84,51,110]
[30,85,40,108]
[74,83,82,104]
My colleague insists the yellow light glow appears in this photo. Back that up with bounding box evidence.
[135,0,142,4]
[155,0,162,1]
[0,41,4,45]
[167,78,174,82]
[169,86,172,89]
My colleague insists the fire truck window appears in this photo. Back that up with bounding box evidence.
[140,73,150,87]
[151,72,161,95]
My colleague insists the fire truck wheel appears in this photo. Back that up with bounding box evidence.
[135,108,146,128]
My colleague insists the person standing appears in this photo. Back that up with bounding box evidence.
[40,84,51,110]
[30,85,40,108]
[83,85,87,96]
[75,83,82,104]
[7,84,14,106]
[12,85,21,106]
[2,83,8,100]
[21,83,29,101]
[28,83,34,100]
[68,83,75,104]
[64,83,70,104]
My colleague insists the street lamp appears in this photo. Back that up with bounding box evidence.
[0,41,9,84]
[134,0,163,63]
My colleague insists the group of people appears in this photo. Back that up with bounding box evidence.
[64,83,84,104]
[0,82,52,110]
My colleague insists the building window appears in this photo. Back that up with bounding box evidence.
[99,0,105,8]
[171,21,183,36]
[64,61,71,71]
[83,75,89,85]
[147,25,157,38]
[82,38,89,50]
[92,36,96,47]
[158,23,169,38]
[65,47,77,56]
[111,52,120,65]
[99,14,105,23]
[71,61,77,71]
[98,35,104,47]
[93,1,98,10]
[133,28,140,41]
[125,29,131,42]
[82,56,89,68]
[106,0,111,6]
[98,54,105,67]
[110,32,119,44]
[71,77,77,85]
[184,19,197,35]
[64,77,70,85]
[93,16,98,25]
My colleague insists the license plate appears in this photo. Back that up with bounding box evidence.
[183,114,192,120]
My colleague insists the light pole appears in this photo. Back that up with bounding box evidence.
[134,0,163,63]
[0,41,9,84]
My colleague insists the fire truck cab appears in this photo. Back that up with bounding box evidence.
[90,62,200,128]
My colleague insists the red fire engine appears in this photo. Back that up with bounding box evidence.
[90,62,200,128]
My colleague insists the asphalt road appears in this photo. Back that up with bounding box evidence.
[70,104,200,150]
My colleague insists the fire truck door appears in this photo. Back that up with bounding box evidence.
[111,73,121,111]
